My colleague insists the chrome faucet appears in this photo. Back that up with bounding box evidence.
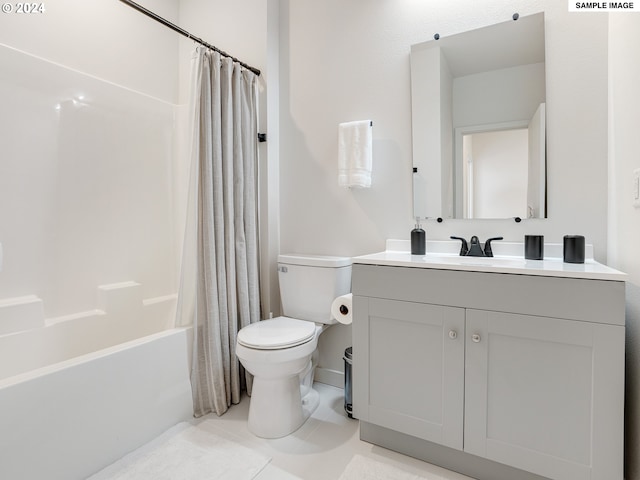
[450,236,503,257]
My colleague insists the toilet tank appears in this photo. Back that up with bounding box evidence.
[278,254,352,324]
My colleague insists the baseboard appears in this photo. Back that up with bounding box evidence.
[315,367,344,389]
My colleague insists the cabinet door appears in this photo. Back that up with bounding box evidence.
[465,309,624,480]
[353,297,465,450]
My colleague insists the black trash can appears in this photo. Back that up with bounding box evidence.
[344,347,354,418]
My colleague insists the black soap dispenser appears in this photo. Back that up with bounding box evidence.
[411,217,426,255]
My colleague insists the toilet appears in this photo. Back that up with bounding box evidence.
[236,253,352,438]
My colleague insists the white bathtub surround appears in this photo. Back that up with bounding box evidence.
[0,295,44,335]
[0,282,177,381]
[0,43,177,323]
[89,420,270,480]
[97,281,144,318]
[0,8,191,480]
[0,328,193,480]
[177,48,261,417]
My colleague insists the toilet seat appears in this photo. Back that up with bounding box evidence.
[237,317,316,350]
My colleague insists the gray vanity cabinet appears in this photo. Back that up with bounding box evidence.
[352,264,625,480]
[352,297,465,449]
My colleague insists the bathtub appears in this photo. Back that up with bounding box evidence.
[0,300,193,480]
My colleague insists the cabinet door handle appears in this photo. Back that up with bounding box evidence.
[448,330,457,339]
[472,333,481,343]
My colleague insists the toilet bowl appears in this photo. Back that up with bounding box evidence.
[236,317,323,438]
[236,254,352,439]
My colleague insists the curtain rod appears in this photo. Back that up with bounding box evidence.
[118,0,261,76]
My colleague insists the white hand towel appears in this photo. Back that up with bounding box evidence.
[338,120,373,188]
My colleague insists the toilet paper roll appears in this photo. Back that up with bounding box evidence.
[331,293,353,325]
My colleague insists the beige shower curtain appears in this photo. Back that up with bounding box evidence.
[177,47,261,417]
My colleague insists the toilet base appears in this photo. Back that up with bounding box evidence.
[247,374,319,439]
[301,387,320,419]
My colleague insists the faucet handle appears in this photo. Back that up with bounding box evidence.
[483,237,504,258]
[450,236,469,256]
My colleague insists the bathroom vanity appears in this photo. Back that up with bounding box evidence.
[352,247,626,480]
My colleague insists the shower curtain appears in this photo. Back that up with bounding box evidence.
[177,47,261,417]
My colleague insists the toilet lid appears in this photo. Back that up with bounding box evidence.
[237,317,316,350]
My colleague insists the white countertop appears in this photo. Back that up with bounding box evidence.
[352,250,627,281]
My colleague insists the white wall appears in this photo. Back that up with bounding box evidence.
[0,0,180,323]
[279,0,607,259]
[278,0,609,386]
[608,13,640,480]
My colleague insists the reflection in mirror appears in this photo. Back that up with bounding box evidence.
[411,13,546,219]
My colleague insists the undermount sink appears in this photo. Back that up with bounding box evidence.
[422,254,529,269]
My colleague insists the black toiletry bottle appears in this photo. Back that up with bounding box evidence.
[411,217,426,255]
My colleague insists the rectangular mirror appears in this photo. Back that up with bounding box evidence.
[410,13,546,219]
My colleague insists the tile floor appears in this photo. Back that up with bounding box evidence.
[194,382,475,480]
